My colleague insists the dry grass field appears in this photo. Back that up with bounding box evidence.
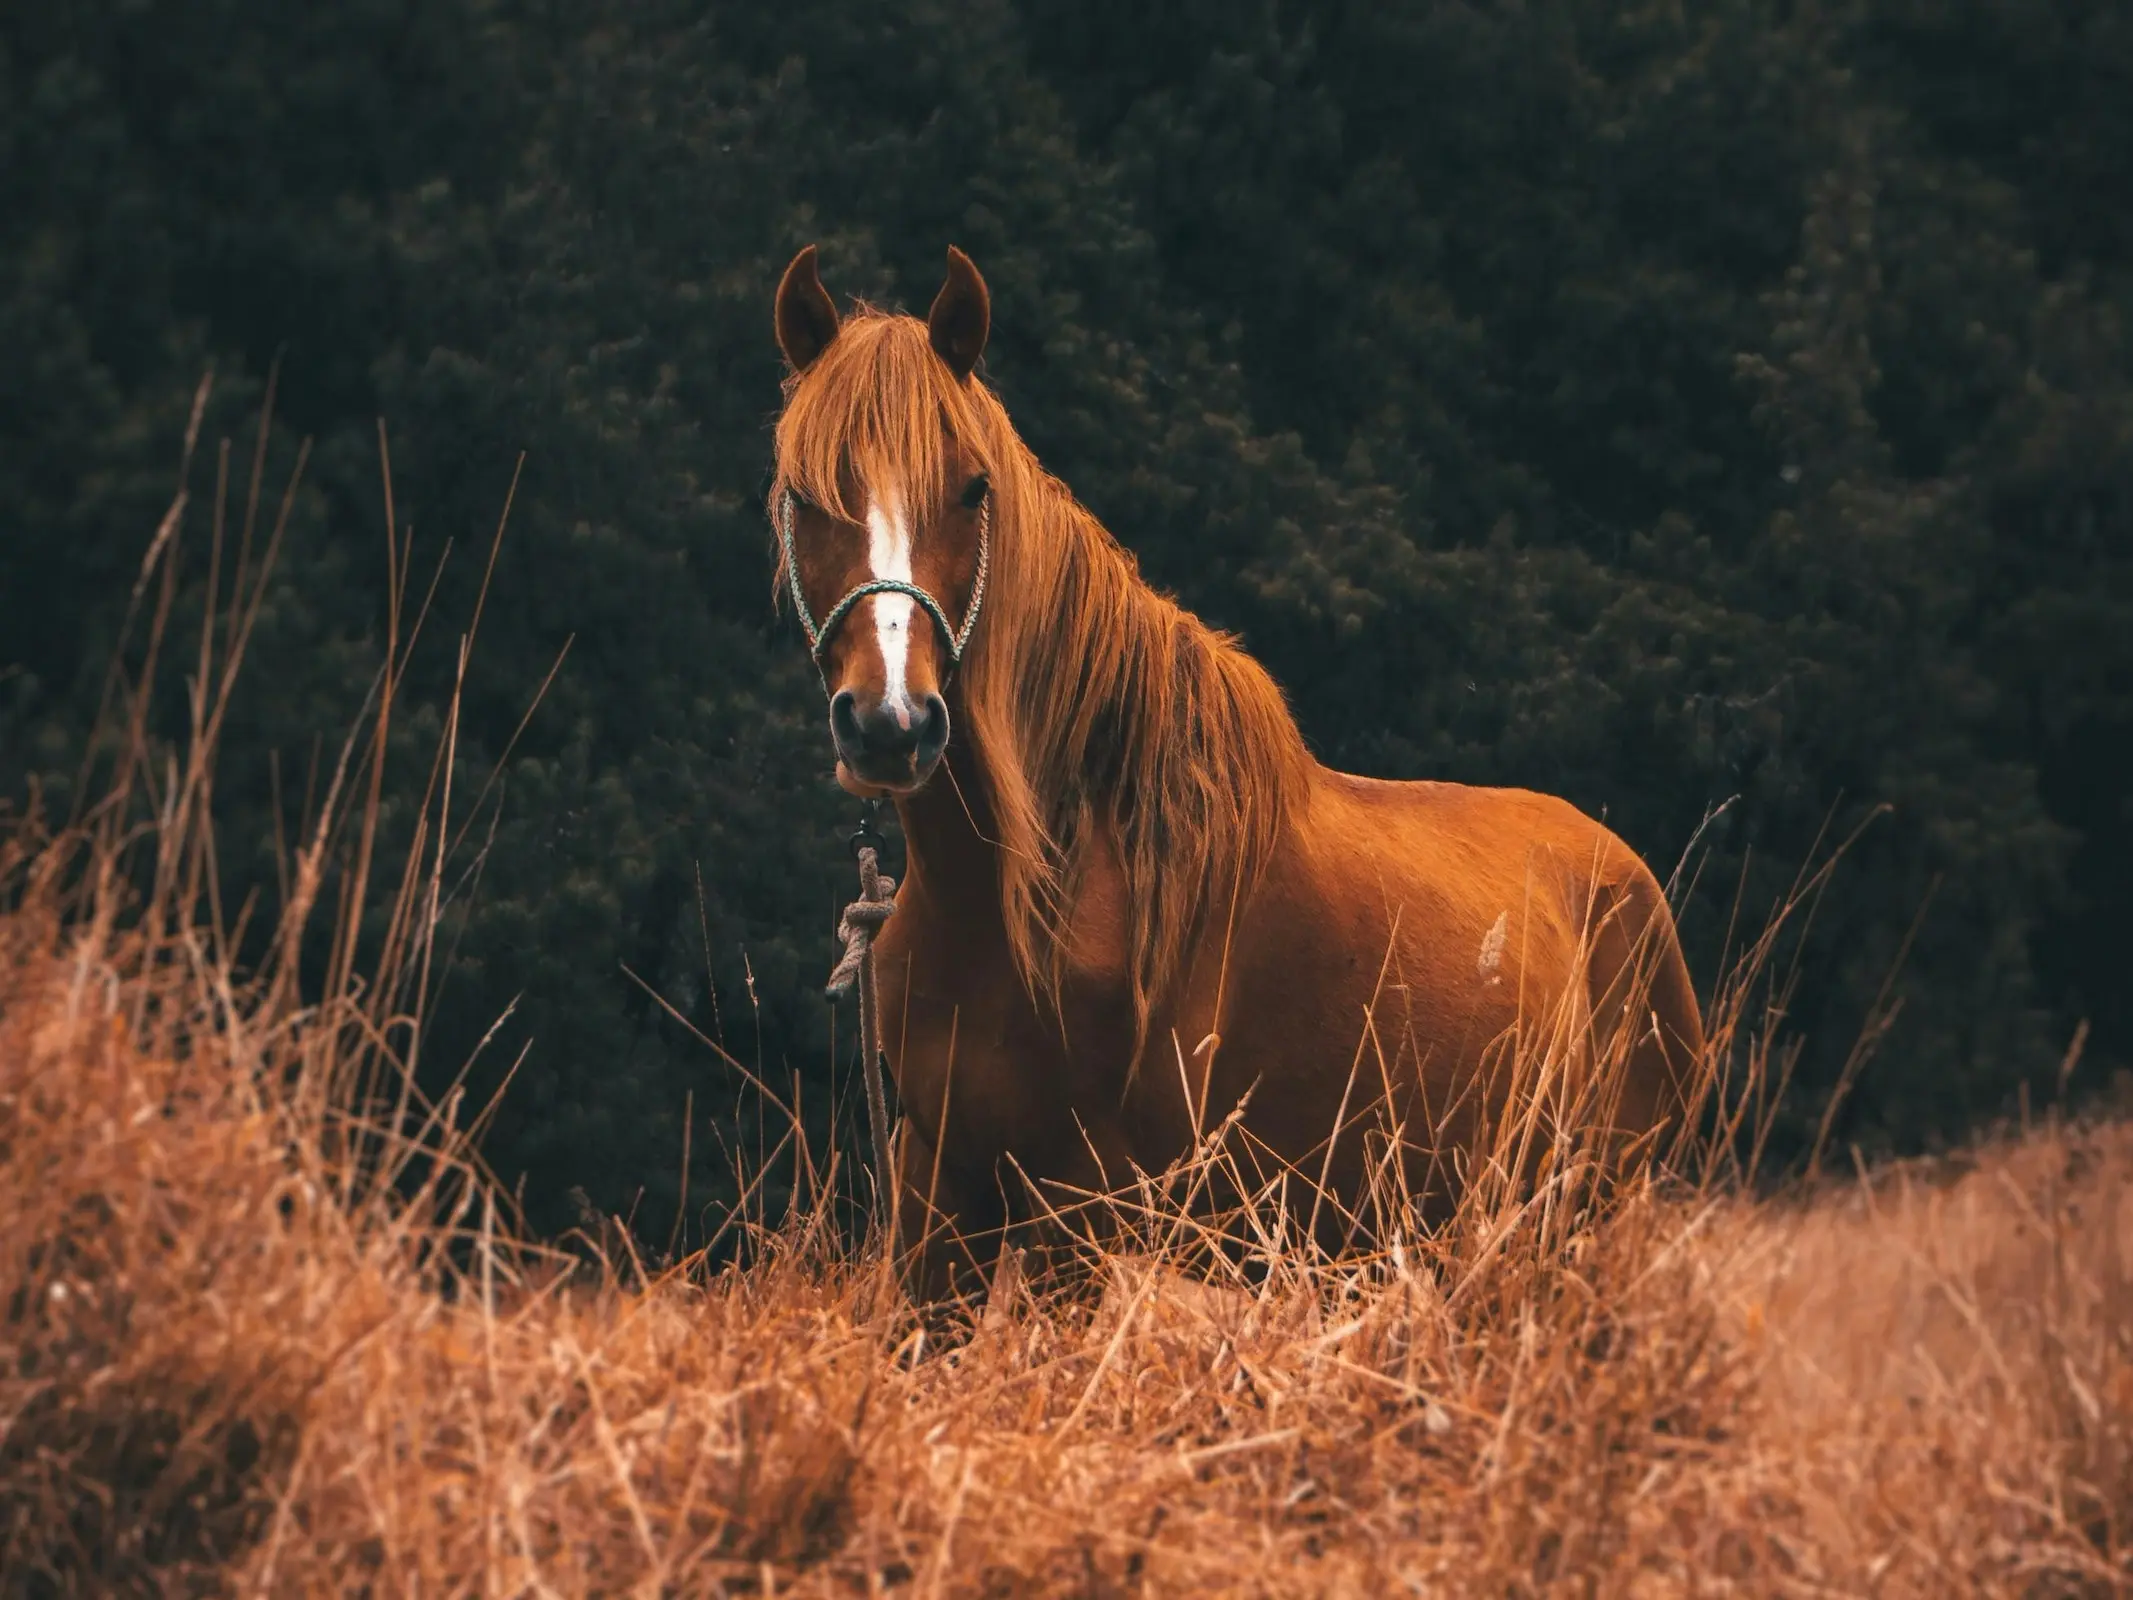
[3,436,2128,1596]
[4,813,2130,1599]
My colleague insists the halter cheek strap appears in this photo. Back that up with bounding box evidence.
[779,488,991,689]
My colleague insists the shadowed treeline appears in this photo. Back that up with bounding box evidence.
[3,0,2128,1239]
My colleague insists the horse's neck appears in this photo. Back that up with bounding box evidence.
[893,734,1005,922]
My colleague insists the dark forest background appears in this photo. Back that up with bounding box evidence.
[3,0,2128,1241]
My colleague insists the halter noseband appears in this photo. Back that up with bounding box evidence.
[779,487,991,688]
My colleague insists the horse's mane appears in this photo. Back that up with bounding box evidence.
[773,309,1312,1043]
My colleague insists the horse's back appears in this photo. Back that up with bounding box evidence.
[1292,769,1656,973]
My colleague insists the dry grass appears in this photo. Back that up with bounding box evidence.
[3,400,2129,1596]
[5,861,2130,1598]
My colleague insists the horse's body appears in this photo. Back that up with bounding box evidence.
[770,246,1705,1300]
[880,753,1703,1297]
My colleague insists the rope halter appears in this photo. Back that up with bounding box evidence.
[778,486,991,690]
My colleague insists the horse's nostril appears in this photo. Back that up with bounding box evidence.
[913,694,950,764]
[830,689,865,750]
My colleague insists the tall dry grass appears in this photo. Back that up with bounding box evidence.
[3,395,2128,1596]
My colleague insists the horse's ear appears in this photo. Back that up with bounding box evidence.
[775,245,840,374]
[927,246,990,381]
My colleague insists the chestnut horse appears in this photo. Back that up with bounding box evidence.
[770,245,1706,1300]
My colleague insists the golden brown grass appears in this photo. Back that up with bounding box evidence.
[5,846,2130,1597]
[4,398,2128,1596]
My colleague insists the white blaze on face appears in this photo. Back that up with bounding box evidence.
[861,485,918,729]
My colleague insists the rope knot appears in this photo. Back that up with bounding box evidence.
[824,846,896,1001]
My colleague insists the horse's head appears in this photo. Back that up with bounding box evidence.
[771,244,994,795]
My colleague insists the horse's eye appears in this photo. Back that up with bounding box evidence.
[959,472,990,510]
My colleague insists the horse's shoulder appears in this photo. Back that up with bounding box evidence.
[1061,821,1132,982]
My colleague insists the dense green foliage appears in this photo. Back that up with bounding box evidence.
[4,0,2127,1238]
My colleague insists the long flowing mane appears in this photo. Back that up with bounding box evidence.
[773,309,1313,1042]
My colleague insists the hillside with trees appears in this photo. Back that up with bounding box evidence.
[4,0,2127,1240]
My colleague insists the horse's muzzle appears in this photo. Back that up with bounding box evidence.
[830,688,950,790]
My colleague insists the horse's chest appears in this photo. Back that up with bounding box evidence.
[877,909,1132,1165]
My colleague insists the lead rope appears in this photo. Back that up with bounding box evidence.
[825,803,898,1243]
